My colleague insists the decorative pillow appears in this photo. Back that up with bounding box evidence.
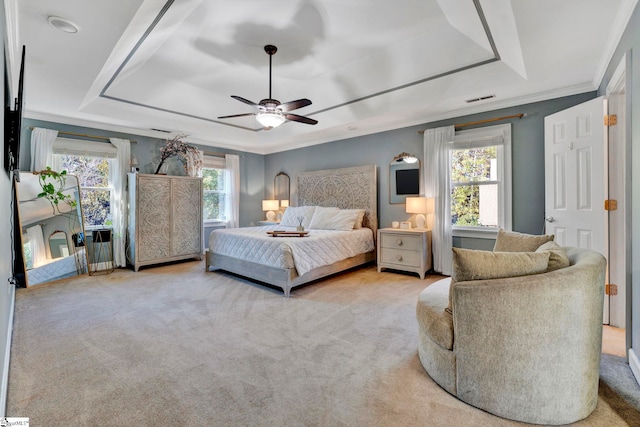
[535,240,570,272]
[493,229,554,252]
[446,248,550,314]
[280,206,317,228]
[309,207,359,231]
[340,209,366,229]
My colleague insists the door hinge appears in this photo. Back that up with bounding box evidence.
[605,199,618,211]
[606,284,618,296]
[604,114,617,126]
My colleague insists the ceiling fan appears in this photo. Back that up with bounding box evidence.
[217,45,318,130]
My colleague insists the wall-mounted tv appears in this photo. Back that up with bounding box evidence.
[395,168,419,195]
[5,45,25,181]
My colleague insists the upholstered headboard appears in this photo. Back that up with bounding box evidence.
[297,165,378,236]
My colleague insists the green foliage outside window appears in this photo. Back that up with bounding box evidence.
[451,146,497,227]
[203,167,225,221]
[57,155,111,227]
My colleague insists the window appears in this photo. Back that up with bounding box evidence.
[22,238,33,270]
[52,138,117,229]
[450,124,511,238]
[202,156,227,224]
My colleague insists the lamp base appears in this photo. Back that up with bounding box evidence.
[415,214,426,229]
[266,210,276,221]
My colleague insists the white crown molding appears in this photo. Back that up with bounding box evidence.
[23,110,267,154]
[27,81,596,157]
[592,0,639,89]
[267,82,597,154]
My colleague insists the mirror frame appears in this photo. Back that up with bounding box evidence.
[274,171,290,203]
[48,230,70,259]
[15,171,89,287]
[389,159,421,204]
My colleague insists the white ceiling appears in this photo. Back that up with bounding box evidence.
[7,0,637,154]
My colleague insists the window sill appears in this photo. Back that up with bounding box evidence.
[452,227,499,240]
[204,220,227,228]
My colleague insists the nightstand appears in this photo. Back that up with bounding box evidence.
[258,220,279,226]
[377,228,432,279]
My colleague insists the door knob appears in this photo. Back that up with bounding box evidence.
[545,216,555,223]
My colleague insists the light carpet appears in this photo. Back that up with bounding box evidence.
[6,261,640,426]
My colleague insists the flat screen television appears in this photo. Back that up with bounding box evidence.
[5,45,25,181]
[395,168,419,195]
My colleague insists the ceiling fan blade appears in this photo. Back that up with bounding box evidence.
[217,112,255,119]
[279,98,312,112]
[284,113,318,125]
[231,95,258,106]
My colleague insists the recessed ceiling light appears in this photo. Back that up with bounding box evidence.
[48,16,79,34]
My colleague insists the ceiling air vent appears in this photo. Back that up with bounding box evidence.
[465,94,496,103]
[150,128,172,133]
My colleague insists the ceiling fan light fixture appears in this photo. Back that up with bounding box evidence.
[256,111,285,129]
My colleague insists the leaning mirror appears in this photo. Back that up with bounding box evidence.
[389,153,421,204]
[15,171,88,287]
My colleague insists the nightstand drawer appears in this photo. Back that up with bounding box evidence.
[380,248,420,267]
[380,233,421,251]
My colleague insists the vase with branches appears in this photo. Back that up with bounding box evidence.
[155,134,202,175]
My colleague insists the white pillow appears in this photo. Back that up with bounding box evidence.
[309,207,360,231]
[340,209,366,229]
[280,206,317,228]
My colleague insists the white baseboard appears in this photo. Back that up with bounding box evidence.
[628,347,640,387]
[0,285,16,418]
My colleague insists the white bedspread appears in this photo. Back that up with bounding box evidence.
[209,226,374,276]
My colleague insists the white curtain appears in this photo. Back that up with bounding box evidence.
[30,128,58,171]
[109,138,130,268]
[424,125,455,275]
[186,149,204,177]
[26,225,46,268]
[224,154,240,228]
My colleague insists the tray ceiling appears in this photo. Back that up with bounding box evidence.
[10,0,636,154]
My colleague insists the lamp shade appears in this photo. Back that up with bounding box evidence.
[262,199,280,211]
[406,197,433,214]
[280,200,289,208]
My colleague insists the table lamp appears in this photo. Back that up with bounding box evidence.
[262,199,280,221]
[406,196,435,229]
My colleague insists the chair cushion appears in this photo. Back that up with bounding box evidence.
[493,229,554,252]
[536,241,570,272]
[446,248,551,314]
[417,278,454,350]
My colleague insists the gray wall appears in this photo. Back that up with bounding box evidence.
[264,92,596,249]
[0,0,15,415]
[21,119,267,239]
[597,2,639,356]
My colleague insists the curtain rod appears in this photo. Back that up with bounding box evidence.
[203,151,226,158]
[29,127,138,143]
[417,113,526,134]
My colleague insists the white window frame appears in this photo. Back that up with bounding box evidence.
[450,123,512,239]
[52,138,116,230]
[202,156,227,226]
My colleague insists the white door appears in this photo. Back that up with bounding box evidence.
[544,97,609,318]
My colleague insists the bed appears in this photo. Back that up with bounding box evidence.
[27,248,87,286]
[206,165,378,297]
